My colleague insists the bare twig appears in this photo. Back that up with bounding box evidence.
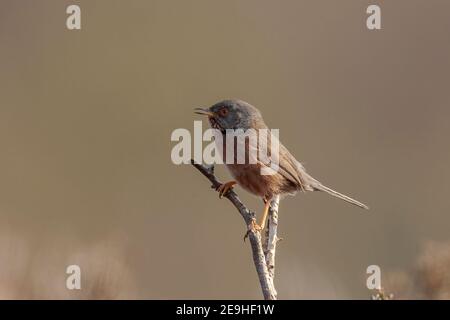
[191,160,277,300]
[263,195,280,298]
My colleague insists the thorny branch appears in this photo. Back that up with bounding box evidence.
[191,160,279,300]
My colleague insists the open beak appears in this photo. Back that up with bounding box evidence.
[194,107,214,117]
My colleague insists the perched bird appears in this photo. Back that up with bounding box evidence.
[195,99,368,234]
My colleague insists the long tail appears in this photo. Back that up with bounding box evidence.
[310,181,369,210]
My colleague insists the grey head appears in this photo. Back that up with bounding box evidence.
[194,99,266,131]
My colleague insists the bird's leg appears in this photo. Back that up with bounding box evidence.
[215,180,237,198]
[258,198,271,231]
[244,198,271,241]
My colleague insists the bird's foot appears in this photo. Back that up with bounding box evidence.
[215,181,236,199]
[243,220,262,242]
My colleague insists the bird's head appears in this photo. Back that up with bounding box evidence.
[194,99,264,132]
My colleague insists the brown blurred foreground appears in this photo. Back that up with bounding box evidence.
[0,229,137,299]
[385,241,450,300]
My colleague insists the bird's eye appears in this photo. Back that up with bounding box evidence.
[218,108,228,117]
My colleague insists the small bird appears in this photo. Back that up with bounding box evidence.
[195,99,368,234]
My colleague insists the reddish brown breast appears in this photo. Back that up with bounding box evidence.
[217,131,298,199]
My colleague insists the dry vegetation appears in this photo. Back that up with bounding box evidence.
[383,241,450,300]
[0,229,138,299]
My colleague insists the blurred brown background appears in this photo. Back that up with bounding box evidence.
[0,0,449,299]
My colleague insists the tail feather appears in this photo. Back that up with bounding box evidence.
[311,182,369,210]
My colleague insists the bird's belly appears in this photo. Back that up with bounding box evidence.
[227,164,273,198]
[217,132,296,199]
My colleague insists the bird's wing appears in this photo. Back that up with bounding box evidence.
[254,133,312,191]
[277,144,312,191]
